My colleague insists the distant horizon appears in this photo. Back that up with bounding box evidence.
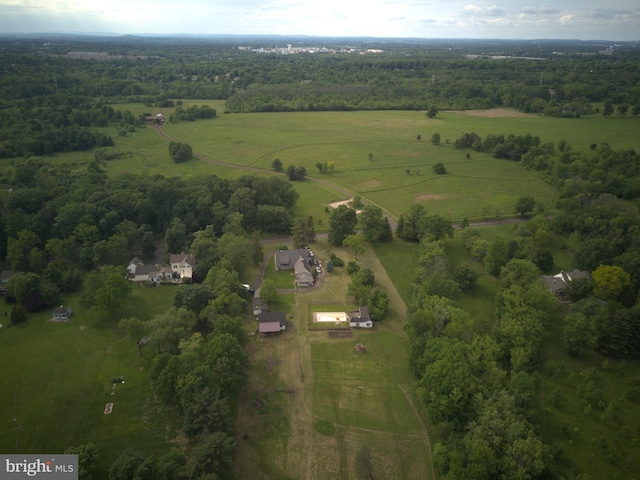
[1,32,637,44]
[1,1,639,42]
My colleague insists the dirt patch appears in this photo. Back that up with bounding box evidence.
[414,193,446,202]
[328,330,353,338]
[264,355,281,370]
[252,397,265,411]
[327,199,352,209]
[460,108,535,118]
[354,179,382,190]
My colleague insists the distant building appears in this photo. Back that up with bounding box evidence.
[541,269,591,297]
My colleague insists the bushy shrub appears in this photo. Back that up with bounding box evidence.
[329,253,344,267]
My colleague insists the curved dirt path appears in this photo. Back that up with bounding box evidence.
[399,384,437,480]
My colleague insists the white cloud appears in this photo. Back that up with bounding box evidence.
[559,14,574,25]
[521,5,561,15]
[0,0,638,39]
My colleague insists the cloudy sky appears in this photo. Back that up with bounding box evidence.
[1,0,639,41]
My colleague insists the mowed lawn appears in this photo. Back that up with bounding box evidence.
[0,287,175,472]
[310,332,420,434]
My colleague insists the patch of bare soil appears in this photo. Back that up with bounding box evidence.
[414,194,446,202]
[329,330,353,338]
[354,179,382,190]
[460,108,535,118]
[252,397,265,411]
[327,199,352,209]
[264,355,281,370]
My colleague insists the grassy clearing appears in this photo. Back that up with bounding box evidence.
[372,239,420,307]
[0,287,175,473]
[310,332,419,433]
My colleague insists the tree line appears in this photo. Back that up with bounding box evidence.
[2,158,299,312]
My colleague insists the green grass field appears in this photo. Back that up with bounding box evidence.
[0,287,175,473]
[97,106,640,222]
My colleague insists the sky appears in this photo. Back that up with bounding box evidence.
[1,0,639,41]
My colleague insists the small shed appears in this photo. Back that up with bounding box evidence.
[52,305,73,321]
[258,311,286,334]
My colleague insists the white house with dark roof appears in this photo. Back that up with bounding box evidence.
[127,257,171,283]
[170,253,196,279]
[349,306,373,328]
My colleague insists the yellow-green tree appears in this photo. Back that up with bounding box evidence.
[592,265,632,302]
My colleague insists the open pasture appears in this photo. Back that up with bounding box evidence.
[0,288,175,472]
[105,105,640,221]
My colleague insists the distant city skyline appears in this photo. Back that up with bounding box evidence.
[1,1,639,41]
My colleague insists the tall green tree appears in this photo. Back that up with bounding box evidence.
[6,229,42,271]
[343,234,366,260]
[328,205,357,246]
[168,142,193,163]
[592,264,633,303]
[165,218,188,253]
[291,215,315,248]
[81,266,132,317]
[259,279,278,306]
[359,206,387,242]
[515,196,536,216]
[368,288,389,321]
